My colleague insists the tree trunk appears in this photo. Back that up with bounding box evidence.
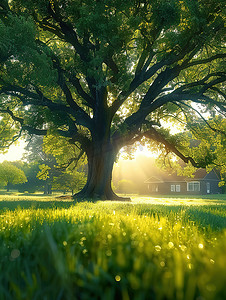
[74,142,130,201]
[47,184,52,195]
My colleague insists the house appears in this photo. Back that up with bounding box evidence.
[144,169,222,195]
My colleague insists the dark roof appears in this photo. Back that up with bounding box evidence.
[145,168,220,184]
[192,168,207,179]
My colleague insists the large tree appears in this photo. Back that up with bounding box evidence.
[0,0,225,200]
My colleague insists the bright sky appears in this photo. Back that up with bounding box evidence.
[0,140,27,163]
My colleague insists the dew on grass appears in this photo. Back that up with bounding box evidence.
[180,245,187,251]
[168,242,174,249]
[198,243,204,249]
[210,259,215,264]
[155,245,161,252]
[115,275,121,282]
[160,261,165,267]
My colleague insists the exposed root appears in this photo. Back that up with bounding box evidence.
[73,190,131,202]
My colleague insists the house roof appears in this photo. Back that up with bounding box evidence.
[145,168,220,184]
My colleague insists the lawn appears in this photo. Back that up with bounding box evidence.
[0,194,226,300]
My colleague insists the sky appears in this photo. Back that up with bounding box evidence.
[0,140,27,163]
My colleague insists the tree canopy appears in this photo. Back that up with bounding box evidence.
[0,0,225,199]
[0,161,27,191]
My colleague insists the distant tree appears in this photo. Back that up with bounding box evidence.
[117,179,137,194]
[23,136,58,194]
[41,134,87,194]
[13,161,44,193]
[0,161,27,191]
[52,171,86,195]
[28,135,87,194]
[36,163,60,194]
[23,135,47,163]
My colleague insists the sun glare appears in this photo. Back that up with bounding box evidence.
[0,140,26,163]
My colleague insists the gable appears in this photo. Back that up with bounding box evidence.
[203,169,221,181]
[144,176,164,183]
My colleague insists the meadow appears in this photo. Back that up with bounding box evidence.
[0,194,226,300]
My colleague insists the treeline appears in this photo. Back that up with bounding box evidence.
[0,136,87,195]
[0,160,86,195]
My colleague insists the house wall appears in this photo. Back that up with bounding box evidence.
[146,182,188,195]
[145,180,222,195]
[200,180,222,194]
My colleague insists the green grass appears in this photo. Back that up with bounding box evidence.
[0,195,226,300]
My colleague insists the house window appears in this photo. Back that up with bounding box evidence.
[187,182,200,192]
[171,184,180,192]
[176,185,181,192]
[206,182,210,194]
[171,185,175,192]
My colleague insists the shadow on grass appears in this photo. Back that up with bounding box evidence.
[185,209,226,230]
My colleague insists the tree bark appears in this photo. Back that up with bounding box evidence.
[73,142,130,201]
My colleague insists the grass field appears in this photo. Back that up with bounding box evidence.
[0,194,226,300]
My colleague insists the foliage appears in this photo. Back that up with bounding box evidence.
[117,179,137,194]
[188,116,226,183]
[24,135,86,194]
[0,0,225,199]
[36,135,87,193]
[156,116,226,183]
[0,161,27,190]
[42,134,87,174]
[23,135,48,163]
[52,170,86,193]
[14,162,44,193]
[37,164,52,181]
[0,196,226,299]
[0,114,19,151]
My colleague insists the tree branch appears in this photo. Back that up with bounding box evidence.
[0,107,24,125]
[181,53,226,70]
[173,102,226,136]
[144,128,199,167]
[68,76,94,108]
[0,84,94,130]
